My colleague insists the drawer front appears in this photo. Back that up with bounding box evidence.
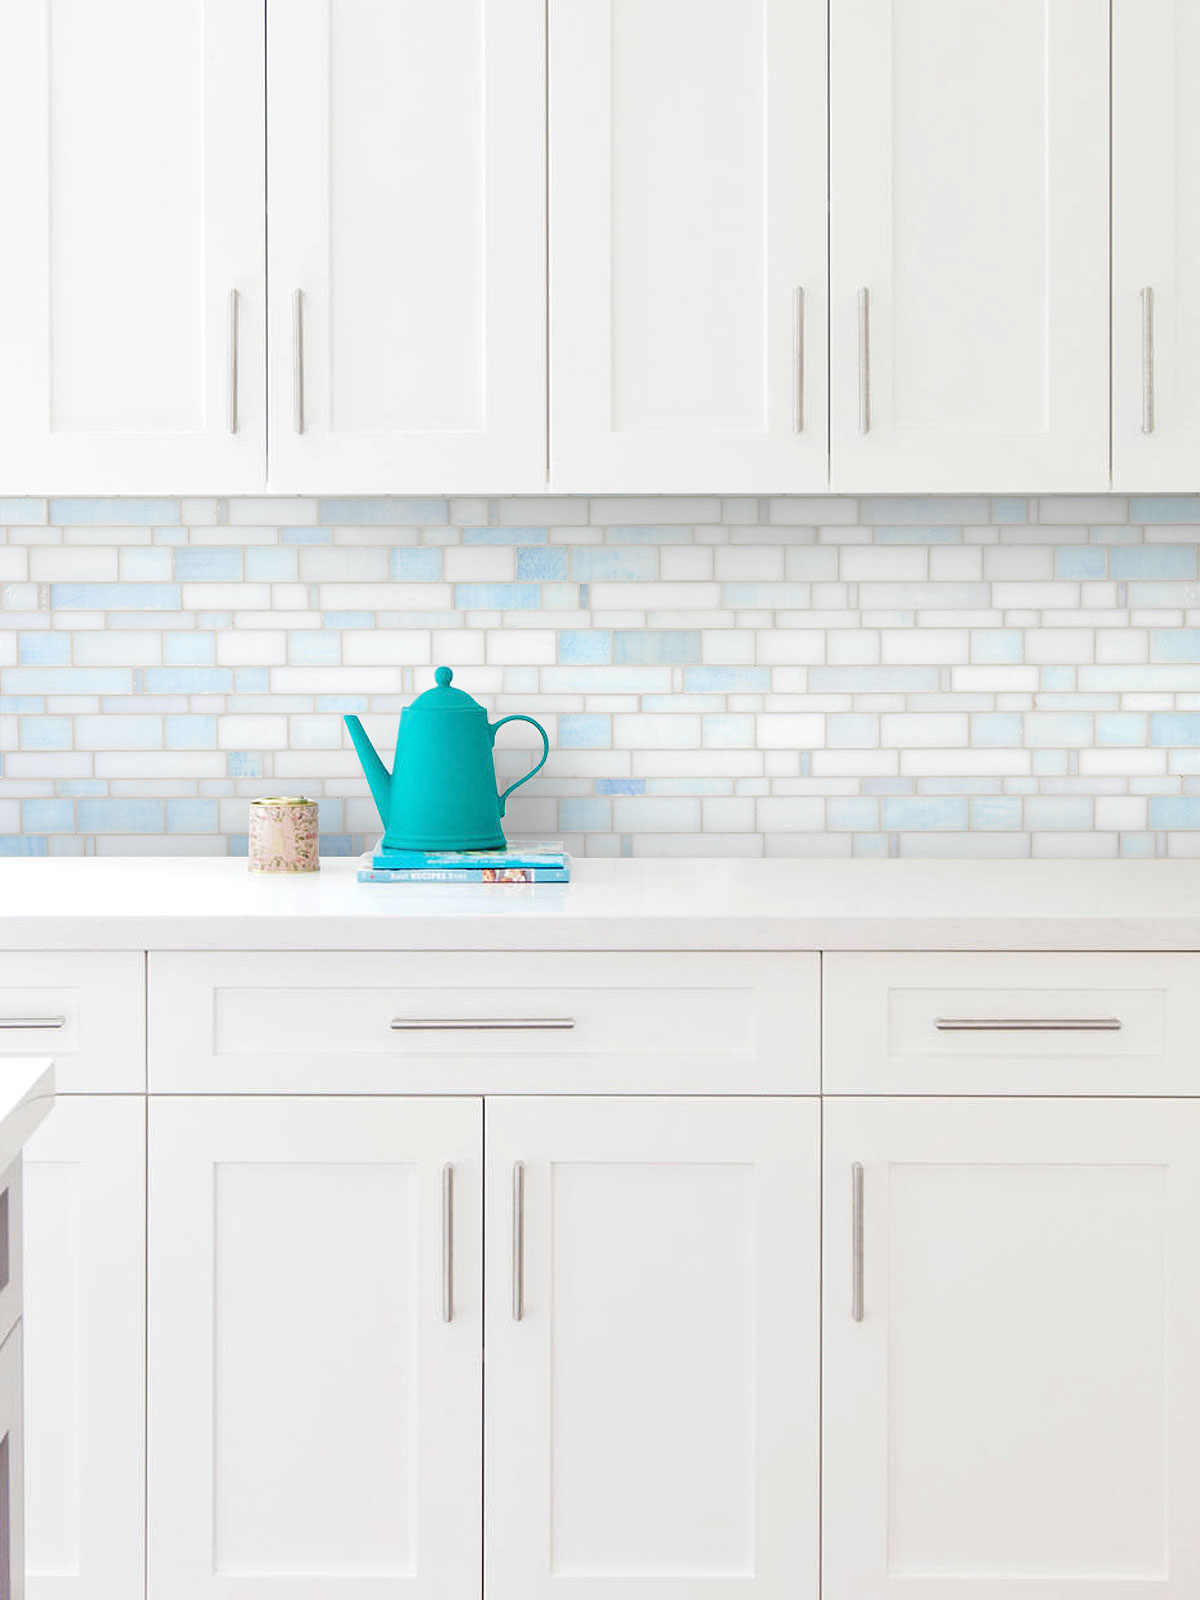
[825,952,1200,1095]
[148,951,817,1093]
[0,953,144,1092]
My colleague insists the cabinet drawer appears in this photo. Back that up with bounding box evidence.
[825,953,1200,1095]
[148,951,817,1093]
[0,953,143,1092]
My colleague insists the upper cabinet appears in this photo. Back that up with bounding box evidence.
[1114,0,1200,491]
[266,0,546,495]
[829,0,1110,493]
[0,0,266,495]
[548,0,828,494]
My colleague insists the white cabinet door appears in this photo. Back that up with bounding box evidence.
[824,1097,1200,1598]
[267,0,545,494]
[23,1098,144,1600]
[148,1096,482,1600]
[549,0,828,493]
[486,1097,820,1600]
[0,0,265,494]
[0,1325,24,1600]
[1114,0,1200,490]
[830,0,1109,492]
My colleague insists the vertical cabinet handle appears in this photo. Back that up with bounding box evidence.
[857,288,871,435]
[292,288,305,434]
[851,1162,865,1322]
[1141,286,1156,434]
[512,1161,525,1322]
[227,288,240,435]
[441,1163,454,1324]
[793,285,805,433]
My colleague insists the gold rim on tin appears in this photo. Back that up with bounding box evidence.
[251,796,314,806]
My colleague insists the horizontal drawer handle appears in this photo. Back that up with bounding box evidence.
[389,1017,576,1032]
[0,1016,66,1031]
[934,1017,1122,1033]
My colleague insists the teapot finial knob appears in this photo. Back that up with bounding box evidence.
[435,666,453,687]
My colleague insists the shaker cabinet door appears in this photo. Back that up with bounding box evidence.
[823,1097,1200,1598]
[549,0,828,493]
[485,1096,820,1600]
[0,0,265,494]
[266,0,546,493]
[830,0,1109,491]
[147,1096,483,1600]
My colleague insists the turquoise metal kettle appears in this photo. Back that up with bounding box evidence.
[344,668,550,851]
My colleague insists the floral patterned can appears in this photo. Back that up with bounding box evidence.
[248,797,320,874]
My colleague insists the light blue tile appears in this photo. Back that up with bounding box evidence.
[0,837,47,857]
[861,496,989,524]
[558,630,611,665]
[1149,797,1200,828]
[166,798,218,833]
[863,778,914,795]
[828,714,879,748]
[19,632,68,665]
[1055,546,1107,579]
[5,667,132,693]
[881,797,968,830]
[316,696,367,713]
[1110,545,1198,579]
[280,527,332,544]
[972,713,1024,747]
[463,526,548,545]
[1150,712,1200,746]
[810,667,939,692]
[454,584,541,610]
[245,547,299,581]
[570,548,658,581]
[390,548,443,580]
[1151,630,1200,663]
[991,498,1029,523]
[21,799,73,833]
[77,799,163,832]
[227,753,263,777]
[1096,713,1148,746]
[1025,797,1092,830]
[144,668,233,694]
[970,797,1023,829]
[594,779,645,796]
[1130,496,1200,523]
[50,497,178,525]
[174,548,243,580]
[50,583,180,610]
[0,498,46,524]
[614,630,701,665]
[322,612,374,629]
[684,667,770,691]
[319,497,448,525]
[196,611,234,629]
[559,797,611,831]
[827,798,880,831]
[318,835,356,857]
[0,697,43,713]
[874,525,963,543]
[164,632,216,665]
[1040,666,1075,691]
[20,716,71,750]
[234,668,268,692]
[602,525,691,544]
[166,715,217,750]
[55,780,105,797]
[1120,833,1157,857]
[289,631,341,665]
[972,630,1023,663]
[558,715,610,749]
[516,548,568,581]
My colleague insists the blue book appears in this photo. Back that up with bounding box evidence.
[371,838,567,872]
[358,864,570,884]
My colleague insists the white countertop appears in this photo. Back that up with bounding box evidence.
[0,856,1198,950]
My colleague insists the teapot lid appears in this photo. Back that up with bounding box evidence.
[407,666,484,714]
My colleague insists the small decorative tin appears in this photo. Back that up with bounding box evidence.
[248,797,320,875]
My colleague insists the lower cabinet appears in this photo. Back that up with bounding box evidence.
[823,1097,1200,1598]
[0,1323,24,1600]
[23,1097,145,1600]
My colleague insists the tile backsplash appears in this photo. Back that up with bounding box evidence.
[4,492,1200,858]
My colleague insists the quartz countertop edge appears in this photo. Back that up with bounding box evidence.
[0,857,1198,951]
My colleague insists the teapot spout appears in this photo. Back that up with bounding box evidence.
[344,715,392,828]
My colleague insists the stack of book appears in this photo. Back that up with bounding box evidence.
[357,839,570,884]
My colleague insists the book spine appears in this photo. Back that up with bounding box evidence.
[358,867,570,884]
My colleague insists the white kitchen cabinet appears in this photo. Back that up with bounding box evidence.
[1114,0,1200,490]
[147,1095,482,1600]
[0,0,265,495]
[267,0,545,494]
[22,1098,144,1600]
[824,1096,1200,1598]
[829,0,1110,492]
[0,1326,24,1600]
[485,1096,820,1600]
[549,0,828,494]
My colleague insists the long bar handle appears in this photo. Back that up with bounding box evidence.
[0,1017,65,1031]
[292,288,305,434]
[227,287,240,435]
[441,1163,454,1323]
[851,1163,864,1323]
[793,285,805,433]
[512,1161,525,1322]
[1141,286,1155,434]
[390,1017,576,1032]
[857,287,871,435]
[934,1017,1122,1033]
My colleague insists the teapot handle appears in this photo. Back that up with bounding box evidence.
[490,715,550,817]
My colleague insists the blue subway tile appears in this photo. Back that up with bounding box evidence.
[1151,712,1200,746]
[881,796,969,830]
[570,548,658,581]
[166,716,217,750]
[827,798,881,830]
[684,667,770,691]
[1040,666,1075,691]
[463,526,548,545]
[559,797,611,831]
[558,630,611,664]
[594,779,645,796]
[19,633,69,665]
[1130,496,1200,523]
[55,780,105,797]
[316,696,367,713]
[5,667,132,693]
[0,837,47,857]
[1096,713,1148,746]
[1149,797,1200,828]
[0,697,43,713]
[164,632,216,665]
[322,611,374,629]
[558,715,610,749]
[861,496,989,524]
[77,799,163,833]
[1055,546,1108,579]
[319,497,448,525]
[21,799,74,833]
[1151,630,1200,663]
[0,498,46,524]
[970,797,1023,829]
[318,834,357,856]
[144,668,233,694]
[234,668,269,692]
[454,584,541,610]
[516,548,568,581]
[874,525,963,544]
[991,498,1029,523]
[174,548,243,580]
[50,584,180,610]
[50,497,178,525]
[614,630,701,665]
[245,547,299,581]
[227,753,264,777]
[390,548,443,581]
[280,526,332,544]
[972,630,1024,664]
[602,525,692,544]
[290,631,342,665]
[166,798,218,833]
[20,716,72,750]
[1110,545,1198,579]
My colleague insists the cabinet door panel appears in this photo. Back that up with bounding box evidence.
[486,1097,819,1600]
[24,1098,145,1600]
[830,0,1109,491]
[148,1096,482,1600]
[824,1097,1200,1597]
[550,0,827,492]
[267,0,545,493]
[0,0,264,493]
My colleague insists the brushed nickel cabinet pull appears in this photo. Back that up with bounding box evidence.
[228,287,240,435]
[1141,286,1156,434]
[512,1161,525,1322]
[793,285,805,433]
[933,1017,1122,1033]
[292,288,305,434]
[442,1163,454,1323]
[0,1017,65,1031]
[857,287,871,434]
[390,1017,576,1032]
[851,1163,864,1323]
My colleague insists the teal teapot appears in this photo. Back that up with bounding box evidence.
[344,668,549,851]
